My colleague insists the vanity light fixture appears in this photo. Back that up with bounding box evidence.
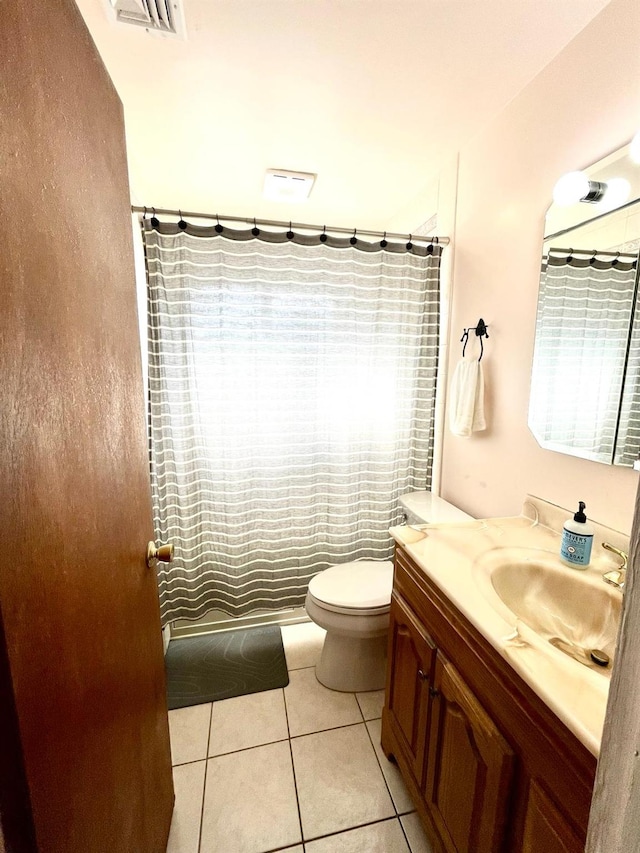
[552,170,630,207]
[553,171,605,206]
[600,177,631,210]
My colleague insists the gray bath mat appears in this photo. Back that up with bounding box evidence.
[165,625,289,710]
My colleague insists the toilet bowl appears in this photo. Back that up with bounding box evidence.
[305,491,473,693]
[306,561,394,692]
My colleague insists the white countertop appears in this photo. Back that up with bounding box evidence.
[390,510,625,757]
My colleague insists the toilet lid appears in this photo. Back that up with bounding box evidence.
[308,561,394,611]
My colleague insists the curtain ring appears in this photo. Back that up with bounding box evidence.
[142,206,147,219]
[380,231,388,248]
[320,225,328,243]
[215,213,223,234]
[589,248,597,265]
[178,210,187,230]
[286,221,294,240]
[406,233,413,251]
[567,248,574,262]
[251,217,260,237]
[434,236,439,245]
[612,251,620,267]
[350,228,357,245]
[150,207,160,228]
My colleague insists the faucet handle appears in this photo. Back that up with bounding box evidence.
[602,542,628,590]
[602,542,628,570]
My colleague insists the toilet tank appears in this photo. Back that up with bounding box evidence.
[399,490,473,525]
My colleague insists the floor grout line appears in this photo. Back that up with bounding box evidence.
[283,682,305,849]
[290,719,366,741]
[363,718,402,817]
[398,812,414,853]
[303,814,404,847]
[207,735,291,759]
[171,756,210,769]
[196,701,215,853]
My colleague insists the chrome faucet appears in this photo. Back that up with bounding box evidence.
[602,542,628,590]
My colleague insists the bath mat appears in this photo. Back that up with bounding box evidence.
[165,625,289,710]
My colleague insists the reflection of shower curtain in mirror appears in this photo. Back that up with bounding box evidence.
[144,222,441,623]
[530,253,637,464]
[616,268,640,466]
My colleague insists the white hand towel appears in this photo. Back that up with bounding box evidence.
[449,357,486,437]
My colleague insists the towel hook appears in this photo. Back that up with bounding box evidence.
[461,318,489,361]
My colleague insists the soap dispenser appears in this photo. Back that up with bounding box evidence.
[560,501,594,568]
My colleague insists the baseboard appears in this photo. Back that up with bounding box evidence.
[169,607,310,639]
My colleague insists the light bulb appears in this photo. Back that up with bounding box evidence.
[630,130,640,164]
[552,171,590,206]
[601,177,631,210]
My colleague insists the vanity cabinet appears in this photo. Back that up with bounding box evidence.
[386,595,435,782]
[424,654,514,852]
[520,780,584,853]
[382,545,597,853]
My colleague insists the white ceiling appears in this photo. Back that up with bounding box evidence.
[75,0,612,232]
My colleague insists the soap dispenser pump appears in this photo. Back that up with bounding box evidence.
[560,501,594,568]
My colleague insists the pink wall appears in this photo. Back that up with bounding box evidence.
[441,0,640,533]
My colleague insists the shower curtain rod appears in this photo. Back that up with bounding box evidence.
[546,247,638,260]
[130,205,450,246]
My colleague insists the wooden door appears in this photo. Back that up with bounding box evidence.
[0,1,174,851]
[424,655,514,853]
[382,593,436,783]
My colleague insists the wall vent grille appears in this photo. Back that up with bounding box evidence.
[108,0,185,38]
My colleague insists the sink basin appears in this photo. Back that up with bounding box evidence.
[473,547,622,673]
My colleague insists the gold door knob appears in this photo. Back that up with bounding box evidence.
[146,541,174,568]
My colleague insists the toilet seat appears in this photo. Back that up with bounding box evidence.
[308,560,393,615]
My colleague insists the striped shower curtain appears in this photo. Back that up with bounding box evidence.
[144,221,441,623]
[615,249,640,466]
[529,250,638,464]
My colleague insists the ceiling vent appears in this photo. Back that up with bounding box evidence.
[107,0,186,38]
[263,170,316,203]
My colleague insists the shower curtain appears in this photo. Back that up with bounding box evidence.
[614,248,640,466]
[144,220,441,623]
[529,251,638,463]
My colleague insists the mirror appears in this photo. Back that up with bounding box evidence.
[529,141,640,466]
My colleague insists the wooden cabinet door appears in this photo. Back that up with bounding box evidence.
[520,780,584,853]
[385,594,436,782]
[424,655,514,853]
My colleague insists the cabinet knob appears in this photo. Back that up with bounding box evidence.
[418,669,428,681]
[429,686,440,698]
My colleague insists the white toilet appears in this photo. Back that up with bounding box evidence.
[305,490,473,692]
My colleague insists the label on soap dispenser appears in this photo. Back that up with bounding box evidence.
[560,529,593,566]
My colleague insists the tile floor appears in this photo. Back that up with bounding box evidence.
[166,621,433,853]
